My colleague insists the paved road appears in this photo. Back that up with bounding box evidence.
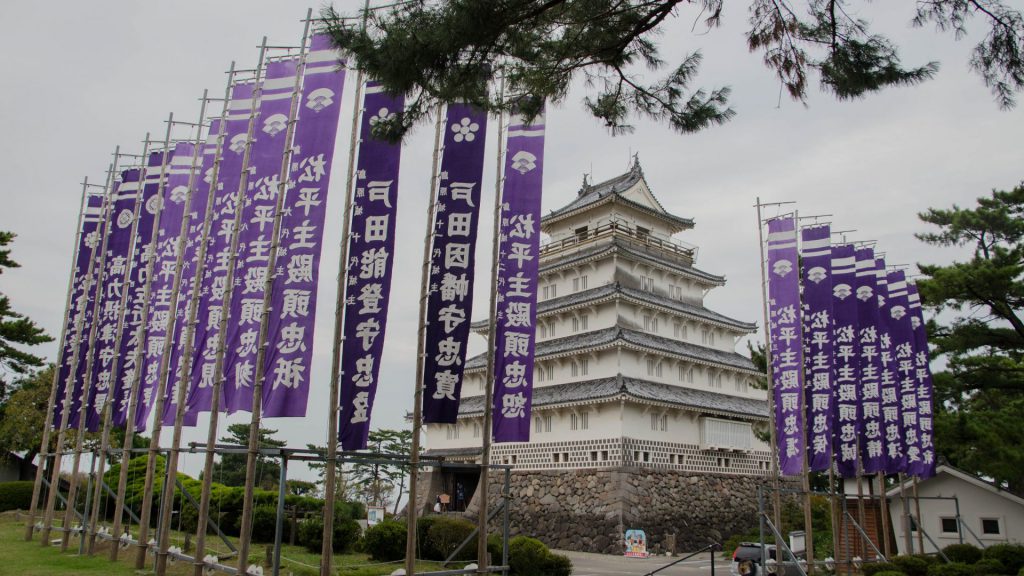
[557,550,731,576]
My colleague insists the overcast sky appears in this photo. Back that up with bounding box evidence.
[1,1,1021,482]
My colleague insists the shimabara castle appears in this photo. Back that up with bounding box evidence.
[420,159,771,553]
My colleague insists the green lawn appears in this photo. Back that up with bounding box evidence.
[0,513,458,576]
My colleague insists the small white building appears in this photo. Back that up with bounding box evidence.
[886,465,1024,554]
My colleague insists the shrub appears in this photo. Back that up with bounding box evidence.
[363,520,407,561]
[974,559,1006,576]
[892,555,933,576]
[944,544,985,565]
[929,562,976,576]
[296,516,361,554]
[875,571,910,576]
[865,563,901,576]
[426,517,476,562]
[0,481,34,512]
[251,505,279,543]
[416,515,441,559]
[985,544,1024,575]
[505,536,571,576]
[545,552,574,576]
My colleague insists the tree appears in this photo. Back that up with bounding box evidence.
[321,0,1022,140]
[916,183,1024,493]
[0,366,53,462]
[211,423,286,490]
[349,429,399,508]
[0,231,52,401]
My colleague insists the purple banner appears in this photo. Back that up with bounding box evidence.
[337,81,405,450]
[766,216,804,476]
[185,83,255,425]
[855,248,884,473]
[84,173,139,431]
[53,193,106,429]
[262,36,346,418]
[800,225,833,471]
[907,284,936,477]
[161,132,216,427]
[112,151,166,429]
[421,104,489,424]
[831,244,860,477]
[136,142,193,431]
[224,59,298,414]
[491,112,545,443]
[883,269,911,473]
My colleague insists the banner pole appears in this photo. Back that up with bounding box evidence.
[754,198,783,548]
[828,468,840,568]
[403,102,444,576]
[87,147,145,554]
[477,73,506,574]
[794,210,815,574]
[238,18,311,573]
[25,178,90,541]
[913,476,924,553]
[38,178,97,546]
[321,3,370,572]
[60,159,118,552]
[108,132,159,562]
[877,472,891,558]
[48,166,113,545]
[154,90,212,576]
[191,62,239,576]
[898,473,912,554]
[855,472,868,559]
[133,114,179,569]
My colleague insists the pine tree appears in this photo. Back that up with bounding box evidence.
[916,182,1024,493]
[320,0,1022,140]
[0,231,52,410]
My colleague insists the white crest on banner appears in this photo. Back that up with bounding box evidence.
[263,113,288,136]
[806,266,827,283]
[856,285,874,301]
[451,117,480,143]
[84,230,100,250]
[772,259,793,277]
[306,87,335,112]
[833,283,852,300]
[877,294,887,307]
[911,316,921,329]
[891,305,907,320]
[230,133,248,154]
[203,167,214,184]
[369,107,396,127]
[117,209,134,228]
[146,194,163,215]
[169,185,188,204]
[510,151,537,174]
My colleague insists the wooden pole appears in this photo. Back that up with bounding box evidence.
[237,21,311,574]
[154,91,212,576]
[25,179,90,541]
[60,160,118,552]
[40,177,101,546]
[133,114,182,569]
[877,473,891,558]
[754,198,783,548]
[193,60,262,573]
[898,474,912,554]
[913,477,924,553]
[404,103,445,576]
[320,4,369,572]
[855,472,868,559]
[794,212,815,574]
[108,132,165,562]
[477,74,507,574]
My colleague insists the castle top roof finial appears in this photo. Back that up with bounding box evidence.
[631,152,643,175]
[578,172,591,196]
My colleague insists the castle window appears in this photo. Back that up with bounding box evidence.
[679,365,694,383]
[446,424,460,440]
[536,365,545,382]
[636,226,650,242]
[544,415,552,432]
[580,357,589,376]
[643,314,658,332]
[735,378,748,393]
[534,416,543,433]
[670,284,684,300]
[539,323,547,338]
[673,321,688,339]
[601,450,608,461]
[640,276,655,292]
[590,451,598,462]
[549,322,556,338]
[572,314,589,332]
[572,275,588,292]
[651,413,668,431]
[546,365,553,380]
[543,284,558,300]
[701,417,753,451]
[473,422,481,438]
[575,226,588,242]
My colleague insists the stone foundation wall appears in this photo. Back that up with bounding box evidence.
[462,467,769,554]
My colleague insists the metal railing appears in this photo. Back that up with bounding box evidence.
[540,220,697,262]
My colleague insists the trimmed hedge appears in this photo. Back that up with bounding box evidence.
[363,520,407,561]
[875,572,910,576]
[507,536,572,576]
[975,559,1006,576]
[985,544,1024,575]
[929,562,976,576]
[892,555,933,576]
[0,481,34,512]
[426,517,476,561]
[944,544,984,565]
[865,563,900,576]
[296,515,361,554]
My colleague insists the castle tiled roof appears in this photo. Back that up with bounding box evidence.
[470,283,756,333]
[465,326,759,373]
[453,374,768,420]
[540,237,725,285]
[542,162,694,232]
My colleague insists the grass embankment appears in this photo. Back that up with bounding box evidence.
[0,512,452,576]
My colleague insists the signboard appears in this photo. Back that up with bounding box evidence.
[624,529,649,558]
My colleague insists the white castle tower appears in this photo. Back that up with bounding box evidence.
[421,159,771,552]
